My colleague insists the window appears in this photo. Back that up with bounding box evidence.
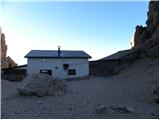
[40,69,52,75]
[63,64,69,70]
[68,69,76,75]
[55,66,58,70]
[42,59,47,62]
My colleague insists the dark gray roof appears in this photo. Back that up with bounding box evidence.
[25,50,91,58]
[99,49,134,61]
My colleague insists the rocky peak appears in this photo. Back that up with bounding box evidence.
[131,1,159,58]
[1,28,17,69]
[1,33,7,59]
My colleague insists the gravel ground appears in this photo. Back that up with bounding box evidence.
[1,59,159,119]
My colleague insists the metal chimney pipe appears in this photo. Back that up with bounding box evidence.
[58,46,61,57]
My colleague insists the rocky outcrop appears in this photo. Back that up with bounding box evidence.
[1,28,17,68]
[131,1,159,106]
[1,33,7,59]
[90,1,159,77]
[18,74,67,97]
[131,1,159,59]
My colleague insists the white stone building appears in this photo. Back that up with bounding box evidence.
[25,48,91,79]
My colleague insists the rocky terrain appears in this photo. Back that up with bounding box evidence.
[130,0,159,106]
[1,1,159,119]
[1,58,158,119]
[0,28,17,69]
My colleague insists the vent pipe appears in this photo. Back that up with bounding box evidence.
[58,46,61,57]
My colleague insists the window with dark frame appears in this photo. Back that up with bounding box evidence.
[68,69,76,75]
[63,64,69,70]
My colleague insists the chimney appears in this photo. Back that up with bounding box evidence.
[58,46,61,57]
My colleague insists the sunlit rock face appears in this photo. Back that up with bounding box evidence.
[131,1,159,58]
[0,27,17,68]
[1,31,7,59]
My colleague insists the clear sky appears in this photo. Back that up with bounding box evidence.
[1,0,149,65]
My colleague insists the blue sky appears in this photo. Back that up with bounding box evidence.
[1,1,149,65]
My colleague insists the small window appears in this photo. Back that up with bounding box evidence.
[68,69,76,75]
[42,59,47,62]
[63,64,69,70]
[40,69,52,75]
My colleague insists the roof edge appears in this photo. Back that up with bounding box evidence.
[25,56,92,59]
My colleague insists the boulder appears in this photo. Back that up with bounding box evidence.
[95,105,109,114]
[18,73,67,97]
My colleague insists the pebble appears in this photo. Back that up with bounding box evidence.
[126,106,135,113]
[14,111,19,115]
[95,105,109,114]
[37,101,42,104]
[69,106,75,111]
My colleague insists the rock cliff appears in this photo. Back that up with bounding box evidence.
[90,1,159,77]
[131,1,159,58]
[1,28,17,69]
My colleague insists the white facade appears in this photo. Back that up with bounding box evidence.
[27,58,89,79]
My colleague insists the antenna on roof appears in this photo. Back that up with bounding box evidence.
[58,46,61,57]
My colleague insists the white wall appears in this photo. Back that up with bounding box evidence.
[27,58,89,79]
